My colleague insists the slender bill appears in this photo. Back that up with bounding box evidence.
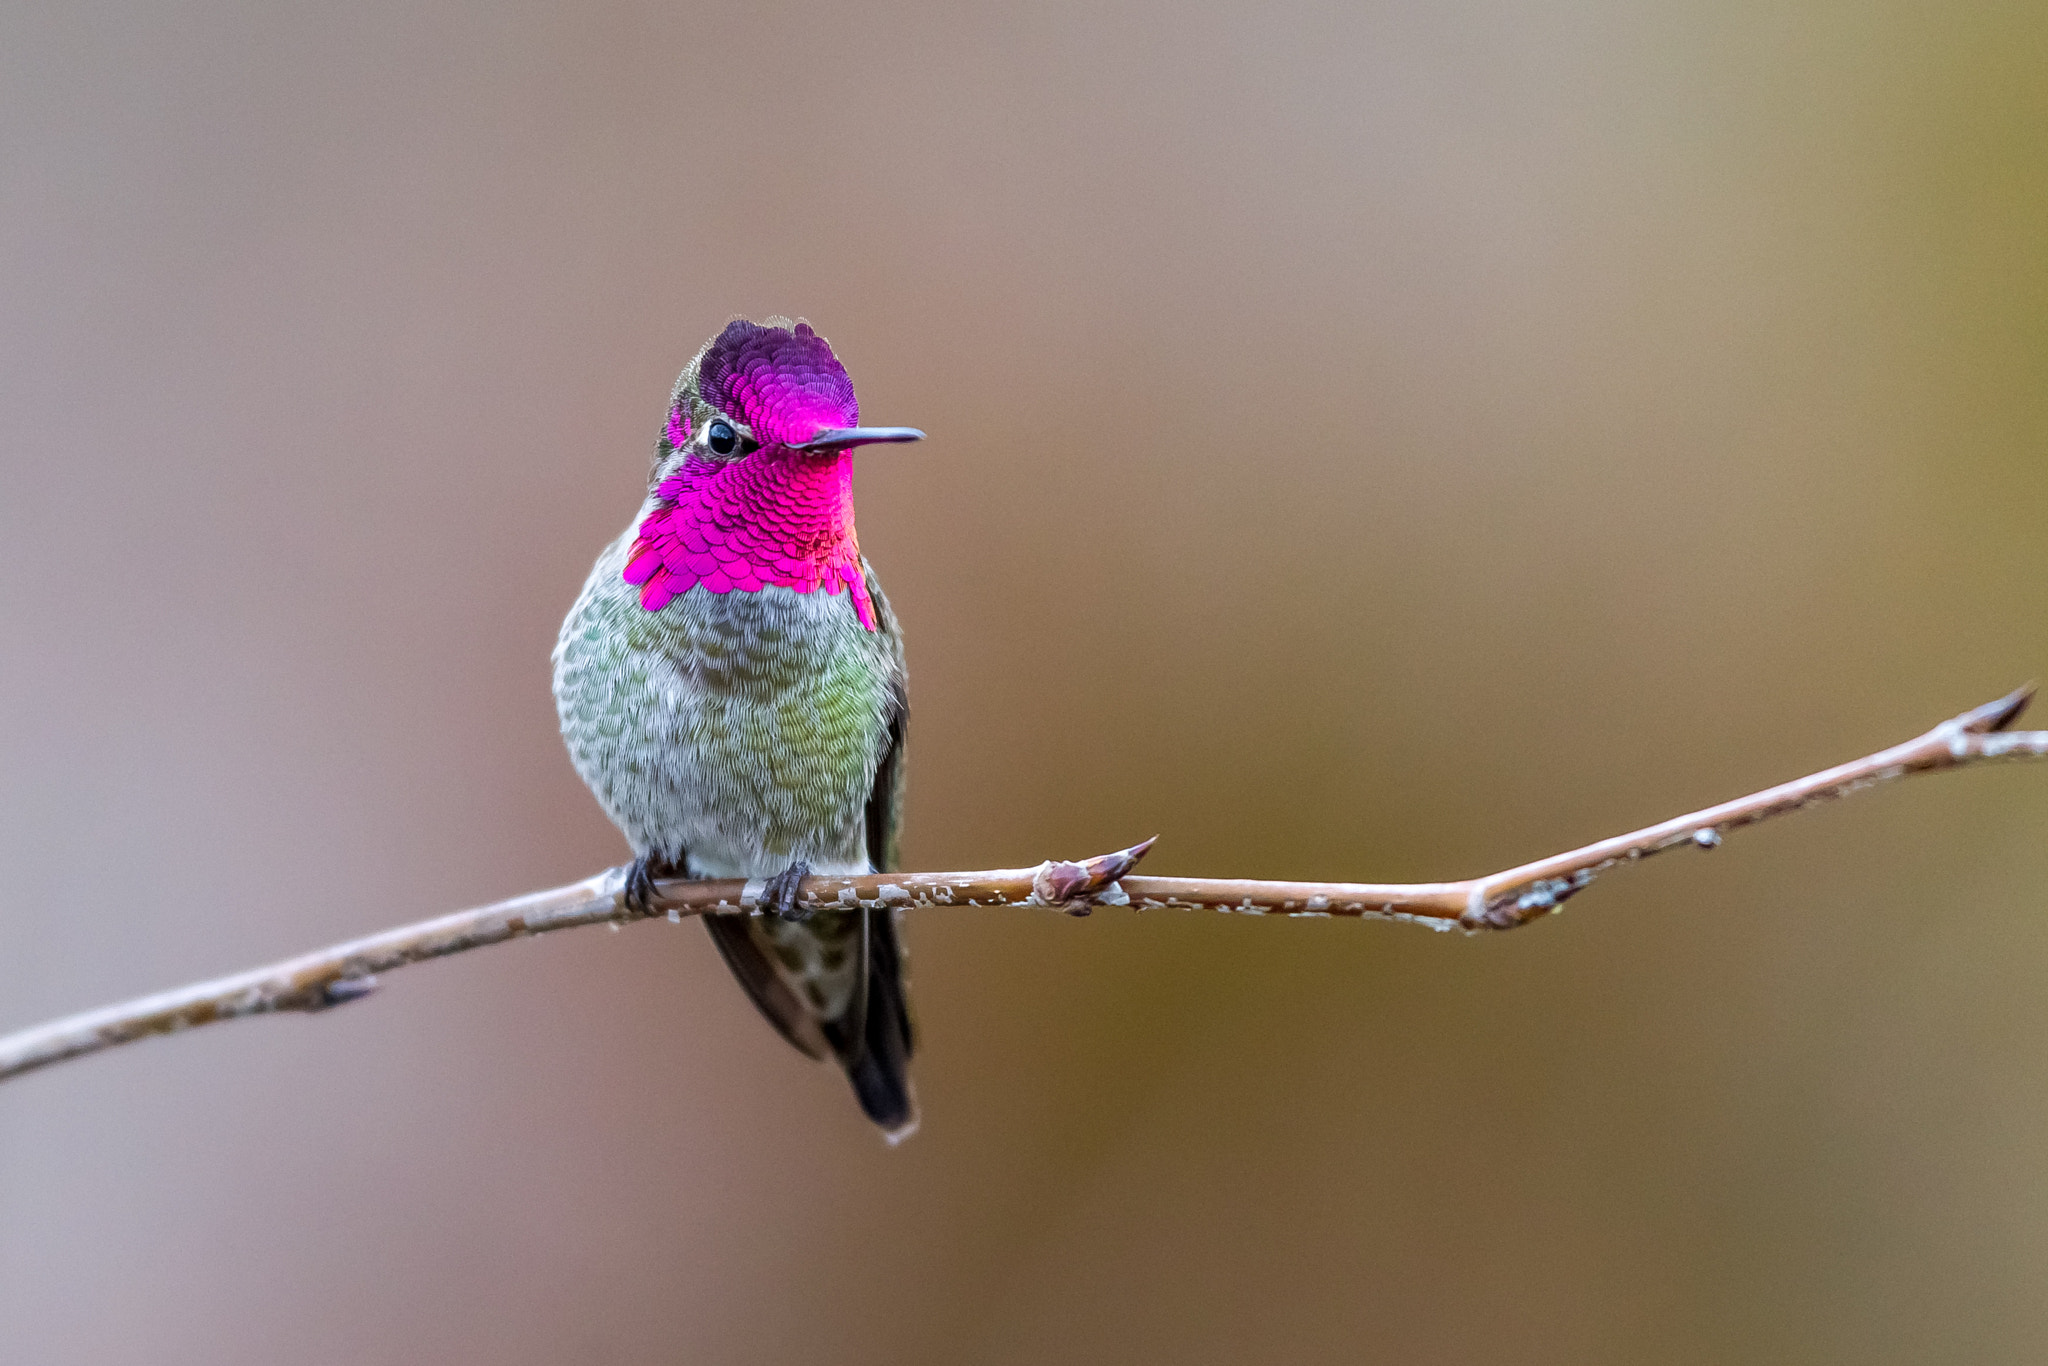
[793,427,926,451]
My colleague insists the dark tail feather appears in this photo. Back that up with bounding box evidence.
[700,912,835,1060]
[844,909,917,1142]
[706,901,917,1142]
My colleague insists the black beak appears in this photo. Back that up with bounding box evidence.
[792,426,926,452]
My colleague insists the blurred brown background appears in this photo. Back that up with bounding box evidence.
[4,1,2047,1361]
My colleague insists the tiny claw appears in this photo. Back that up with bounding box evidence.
[621,860,657,917]
[1961,683,2037,735]
[621,852,682,918]
[763,860,813,922]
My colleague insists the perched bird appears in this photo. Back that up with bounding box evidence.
[553,316,924,1141]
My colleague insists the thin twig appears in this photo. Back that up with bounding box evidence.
[2,688,2044,1084]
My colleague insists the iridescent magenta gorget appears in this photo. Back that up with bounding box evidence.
[624,320,877,627]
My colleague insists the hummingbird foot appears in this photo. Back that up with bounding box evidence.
[622,851,683,918]
[761,860,814,922]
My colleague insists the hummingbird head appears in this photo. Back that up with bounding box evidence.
[621,317,922,628]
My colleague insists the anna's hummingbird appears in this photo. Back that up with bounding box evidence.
[553,316,923,1141]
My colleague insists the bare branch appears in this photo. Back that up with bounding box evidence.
[3,688,2044,1084]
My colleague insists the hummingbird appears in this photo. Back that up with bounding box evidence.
[552,316,923,1141]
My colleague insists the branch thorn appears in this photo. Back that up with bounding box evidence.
[315,975,379,1009]
[1962,683,2036,735]
[1032,836,1159,912]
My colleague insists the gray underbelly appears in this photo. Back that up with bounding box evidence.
[553,538,890,877]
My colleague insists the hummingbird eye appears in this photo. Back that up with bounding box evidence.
[706,420,738,456]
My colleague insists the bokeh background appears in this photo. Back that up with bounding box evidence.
[4,1,2048,1360]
